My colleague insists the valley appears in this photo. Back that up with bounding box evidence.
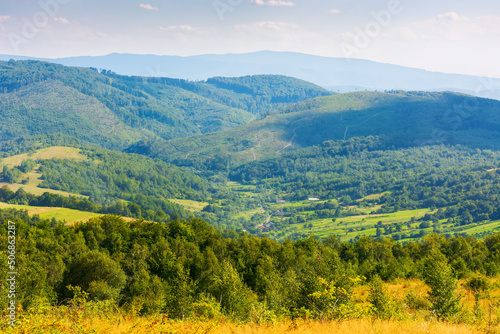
[2,59,500,331]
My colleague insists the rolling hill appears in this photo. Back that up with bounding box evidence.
[3,61,500,241]
[0,60,331,150]
[131,90,500,169]
[0,144,213,222]
[3,51,499,100]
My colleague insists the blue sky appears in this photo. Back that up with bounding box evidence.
[1,0,499,77]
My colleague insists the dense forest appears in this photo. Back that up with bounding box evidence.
[0,186,184,223]
[0,60,330,150]
[3,60,500,331]
[0,142,263,230]
[0,145,211,220]
[141,90,500,171]
[227,139,500,240]
[232,138,500,211]
[0,210,497,321]
[105,73,333,117]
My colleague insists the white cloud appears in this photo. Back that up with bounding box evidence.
[159,25,212,42]
[251,0,296,7]
[397,27,418,40]
[235,21,298,32]
[0,15,10,32]
[139,3,158,11]
[329,8,342,15]
[53,17,70,24]
[159,25,208,34]
[437,12,470,22]
[395,13,500,41]
[478,15,500,29]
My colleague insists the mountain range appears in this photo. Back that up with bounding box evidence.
[0,59,330,149]
[2,59,500,242]
[133,90,500,170]
[2,51,500,100]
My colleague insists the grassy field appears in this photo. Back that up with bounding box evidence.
[0,171,86,198]
[456,220,500,235]
[223,180,500,242]
[1,317,484,334]
[0,202,101,224]
[265,199,436,241]
[3,277,497,333]
[227,181,262,198]
[0,146,87,168]
[169,199,209,212]
[261,193,500,242]
[224,181,460,242]
[234,208,265,219]
[356,192,389,202]
[0,146,90,198]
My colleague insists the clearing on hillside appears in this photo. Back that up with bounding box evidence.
[1,146,87,168]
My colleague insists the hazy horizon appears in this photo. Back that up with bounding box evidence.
[1,0,499,78]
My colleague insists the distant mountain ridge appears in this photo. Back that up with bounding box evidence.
[1,51,499,100]
[0,60,331,149]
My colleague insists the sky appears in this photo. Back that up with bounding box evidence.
[1,0,500,77]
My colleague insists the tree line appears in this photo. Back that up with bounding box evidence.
[0,210,498,321]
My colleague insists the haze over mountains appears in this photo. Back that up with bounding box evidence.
[2,51,500,101]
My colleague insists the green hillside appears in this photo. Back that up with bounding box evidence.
[4,209,500,324]
[200,75,333,115]
[109,73,333,117]
[0,145,211,222]
[231,142,500,241]
[0,80,146,148]
[3,64,500,241]
[138,90,500,169]
[0,60,331,150]
[122,90,500,242]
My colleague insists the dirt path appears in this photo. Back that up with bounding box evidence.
[277,116,319,153]
[343,126,349,140]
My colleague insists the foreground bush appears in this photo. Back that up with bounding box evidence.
[2,214,500,331]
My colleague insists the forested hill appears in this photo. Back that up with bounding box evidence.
[134,90,500,169]
[104,73,333,117]
[0,60,331,150]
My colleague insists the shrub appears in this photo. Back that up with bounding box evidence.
[421,251,461,320]
[368,275,401,319]
[404,291,431,310]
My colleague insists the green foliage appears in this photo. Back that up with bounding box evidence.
[368,275,400,319]
[210,260,258,319]
[154,90,500,169]
[1,210,500,322]
[37,146,206,214]
[307,276,363,320]
[1,166,22,183]
[63,250,127,301]
[421,251,462,320]
[192,295,223,319]
[0,60,330,150]
[404,291,432,310]
[0,142,211,220]
[67,285,89,307]
[201,75,332,116]
[228,141,500,241]
[464,272,490,318]
[19,159,36,173]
